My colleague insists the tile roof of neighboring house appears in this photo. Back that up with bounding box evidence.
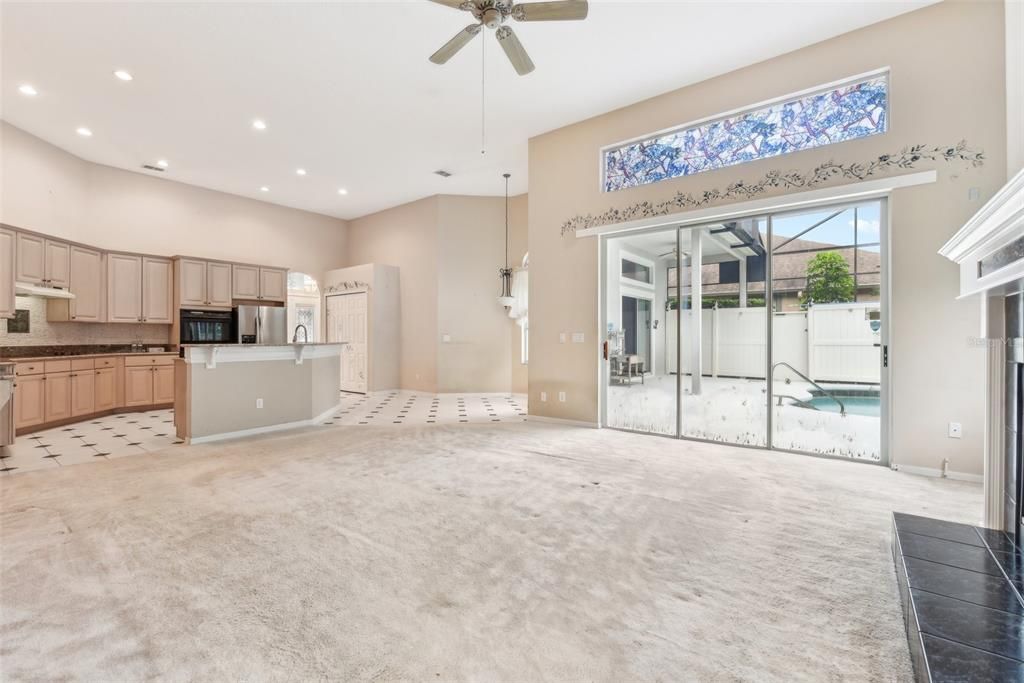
[697,233,880,296]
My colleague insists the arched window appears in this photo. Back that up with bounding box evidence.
[287,272,321,342]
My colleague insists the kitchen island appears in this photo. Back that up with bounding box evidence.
[175,343,345,443]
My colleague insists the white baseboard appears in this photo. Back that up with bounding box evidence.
[527,414,600,429]
[891,463,983,484]
[188,403,342,445]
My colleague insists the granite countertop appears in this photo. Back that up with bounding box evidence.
[1,346,177,361]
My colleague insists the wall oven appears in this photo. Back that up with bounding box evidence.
[180,309,235,345]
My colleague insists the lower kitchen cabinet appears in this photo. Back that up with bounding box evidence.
[44,372,72,423]
[70,370,96,417]
[154,365,175,404]
[95,367,116,412]
[13,374,45,430]
[125,365,156,407]
[13,355,176,435]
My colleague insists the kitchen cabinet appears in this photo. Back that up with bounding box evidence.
[142,257,173,323]
[13,374,45,429]
[124,366,155,407]
[0,227,15,319]
[259,267,287,302]
[154,365,175,404]
[44,372,72,423]
[15,233,45,284]
[177,258,208,307]
[70,368,96,417]
[208,262,233,307]
[107,254,171,323]
[107,253,143,322]
[94,367,116,412]
[45,241,71,288]
[177,259,233,308]
[15,233,70,288]
[48,245,104,322]
[232,264,260,299]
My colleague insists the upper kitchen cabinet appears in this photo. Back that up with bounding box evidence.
[47,245,104,322]
[176,258,232,309]
[107,254,172,324]
[207,262,233,307]
[16,233,69,288]
[142,257,173,323]
[259,267,287,302]
[0,227,15,319]
[232,264,260,300]
[107,253,143,322]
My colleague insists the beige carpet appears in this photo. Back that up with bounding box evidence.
[0,422,981,681]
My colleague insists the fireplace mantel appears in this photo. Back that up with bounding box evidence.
[940,168,1024,297]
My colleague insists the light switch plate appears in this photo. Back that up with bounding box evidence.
[540,391,547,402]
[572,332,585,343]
[558,391,566,402]
[559,333,567,344]
[442,334,451,343]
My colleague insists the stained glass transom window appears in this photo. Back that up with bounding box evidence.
[602,74,888,193]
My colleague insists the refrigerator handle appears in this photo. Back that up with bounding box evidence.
[256,312,262,343]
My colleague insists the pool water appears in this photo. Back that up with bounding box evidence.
[806,396,880,417]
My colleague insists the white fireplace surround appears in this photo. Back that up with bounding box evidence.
[940,167,1024,529]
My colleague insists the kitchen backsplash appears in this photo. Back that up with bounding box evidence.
[0,296,171,347]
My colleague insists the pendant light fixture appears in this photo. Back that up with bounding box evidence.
[498,173,515,309]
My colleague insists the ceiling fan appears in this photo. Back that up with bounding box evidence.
[427,0,589,76]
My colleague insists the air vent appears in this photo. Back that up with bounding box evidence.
[141,164,166,172]
[433,169,453,178]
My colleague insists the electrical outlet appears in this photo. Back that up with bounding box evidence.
[540,391,547,402]
[559,333,567,344]
[558,391,567,403]
[948,422,962,439]
[256,398,264,409]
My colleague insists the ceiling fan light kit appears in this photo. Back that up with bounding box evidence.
[428,0,589,76]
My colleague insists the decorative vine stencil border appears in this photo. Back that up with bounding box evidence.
[561,142,984,236]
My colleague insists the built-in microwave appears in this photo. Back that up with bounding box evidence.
[179,309,235,345]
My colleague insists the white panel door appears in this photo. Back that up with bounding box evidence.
[327,292,367,394]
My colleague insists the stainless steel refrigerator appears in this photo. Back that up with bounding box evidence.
[234,305,288,344]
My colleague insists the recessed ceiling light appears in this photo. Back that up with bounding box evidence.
[113,70,133,82]
[157,159,169,168]
[337,188,348,196]
[76,127,93,137]
[18,84,38,96]
[260,186,270,193]
[296,168,307,176]
[252,119,267,131]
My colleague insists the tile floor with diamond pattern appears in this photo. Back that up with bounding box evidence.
[0,392,528,476]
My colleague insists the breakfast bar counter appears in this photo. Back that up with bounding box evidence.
[175,343,345,443]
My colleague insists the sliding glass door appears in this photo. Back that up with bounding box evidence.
[602,198,887,464]
[768,202,885,462]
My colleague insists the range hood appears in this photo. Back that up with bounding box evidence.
[15,282,76,300]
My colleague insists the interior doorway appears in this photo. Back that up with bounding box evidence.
[326,292,368,394]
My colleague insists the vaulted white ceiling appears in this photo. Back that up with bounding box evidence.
[1,1,936,220]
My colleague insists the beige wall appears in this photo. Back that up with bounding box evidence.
[527,1,1007,476]
[0,122,348,288]
[345,193,527,394]
[346,196,439,392]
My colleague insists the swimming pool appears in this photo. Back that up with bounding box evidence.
[805,394,880,417]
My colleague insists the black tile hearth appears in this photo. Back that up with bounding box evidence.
[894,513,1024,682]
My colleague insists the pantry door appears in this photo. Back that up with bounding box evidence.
[327,292,368,394]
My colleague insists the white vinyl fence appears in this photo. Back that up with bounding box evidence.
[664,302,880,384]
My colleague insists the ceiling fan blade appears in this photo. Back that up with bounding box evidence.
[512,0,588,22]
[427,0,472,9]
[429,23,483,65]
[496,26,535,76]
